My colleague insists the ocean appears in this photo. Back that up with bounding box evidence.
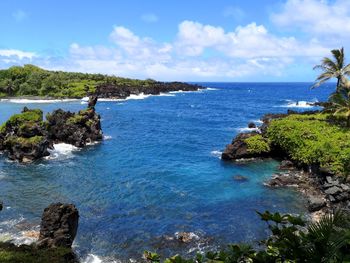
[0,82,334,262]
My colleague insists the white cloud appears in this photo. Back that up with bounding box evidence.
[0,49,35,59]
[271,0,350,39]
[12,10,28,22]
[0,20,333,81]
[141,13,159,23]
[176,21,329,58]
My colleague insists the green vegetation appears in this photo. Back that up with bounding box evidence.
[4,135,45,147]
[313,47,350,90]
[0,242,76,263]
[145,211,350,263]
[6,109,43,126]
[267,113,350,175]
[0,64,157,98]
[245,134,270,154]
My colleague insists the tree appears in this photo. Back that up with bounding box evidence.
[313,47,350,91]
[328,88,350,127]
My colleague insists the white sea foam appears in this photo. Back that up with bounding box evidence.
[211,150,222,159]
[252,119,263,124]
[278,99,318,108]
[159,92,175,97]
[46,143,79,160]
[103,135,112,140]
[0,98,78,104]
[82,254,120,263]
[0,216,39,245]
[205,87,218,91]
[236,127,261,133]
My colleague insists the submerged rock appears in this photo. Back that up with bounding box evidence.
[233,175,249,182]
[37,203,79,249]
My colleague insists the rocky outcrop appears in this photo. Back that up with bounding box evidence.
[95,81,203,99]
[47,106,102,147]
[0,97,103,162]
[0,108,51,163]
[222,132,261,160]
[37,203,79,249]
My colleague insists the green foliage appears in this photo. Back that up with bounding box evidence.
[4,136,44,147]
[145,211,350,263]
[6,109,43,127]
[0,64,158,98]
[0,242,76,263]
[245,134,270,154]
[67,115,86,125]
[267,113,350,175]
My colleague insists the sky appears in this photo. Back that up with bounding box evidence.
[0,0,349,81]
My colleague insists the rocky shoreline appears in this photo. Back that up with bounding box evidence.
[93,81,204,100]
[0,96,103,163]
[222,110,350,220]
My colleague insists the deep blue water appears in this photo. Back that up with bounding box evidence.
[0,83,334,262]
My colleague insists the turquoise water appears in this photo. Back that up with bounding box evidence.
[0,83,333,261]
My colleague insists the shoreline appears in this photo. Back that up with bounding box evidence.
[222,110,350,222]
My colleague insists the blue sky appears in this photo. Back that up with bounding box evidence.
[0,0,349,81]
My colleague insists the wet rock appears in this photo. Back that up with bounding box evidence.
[341,184,350,191]
[47,107,103,147]
[307,196,326,212]
[175,232,199,243]
[95,82,203,99]
[266,174,300,187]
[279,160,295,170]
[324,186,342,196]
[88,96,98,108]
[0,201,3,211]
[37,203,79,248]
[248,122,256,128]
[233,175,249,182]
[222,132,261,160]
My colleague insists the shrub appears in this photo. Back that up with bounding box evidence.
[245,134,270,154]
[267,113,350,175]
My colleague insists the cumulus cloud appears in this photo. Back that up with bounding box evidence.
[271,0,350,39]
[0,49,35,59]
[0,19,333,81]
[176,21,328,58]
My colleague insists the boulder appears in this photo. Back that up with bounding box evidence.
[175,232,199,243]
[0,201,3,211]
[324,186,342,196]
[307,196,326,212]
[248,122,256,128]
[37,203,79,248]
[266,174,300,187]
[279,160,295,170]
